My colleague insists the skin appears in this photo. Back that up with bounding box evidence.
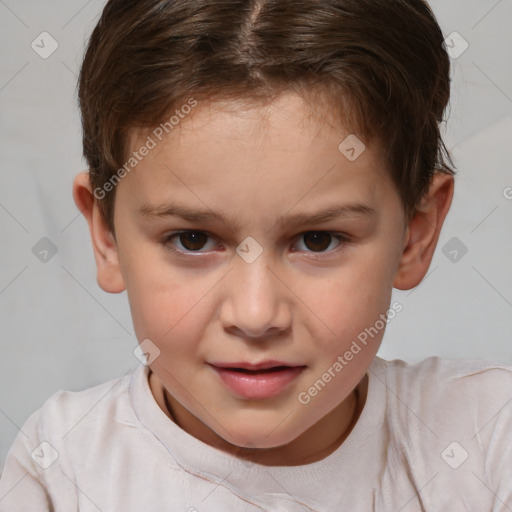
[73,91,454,466]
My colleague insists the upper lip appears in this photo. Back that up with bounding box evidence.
[209,360,303,371]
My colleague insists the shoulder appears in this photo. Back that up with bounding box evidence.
[376,355,512,426]
[372,356,512,506]
[38,367,139,437]
[12,366,140,462]
[380,355,512,401]
[376,356,512,470]
[0,367,142,509]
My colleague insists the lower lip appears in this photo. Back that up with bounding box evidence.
[210,366,305,399]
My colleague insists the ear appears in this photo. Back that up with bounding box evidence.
[393,173,454,290]
[72,171,126,293]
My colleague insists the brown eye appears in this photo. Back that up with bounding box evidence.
[292,231,348,257]
[164,231,216,253]
[177,232,209,251]
[302,232,336,252]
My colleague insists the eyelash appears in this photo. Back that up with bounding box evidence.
[161,230,350,259]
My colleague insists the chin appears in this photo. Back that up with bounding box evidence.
[217,419,305,451]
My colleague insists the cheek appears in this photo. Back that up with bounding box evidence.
[297,263,390,414]
[309,255,394,344]
[124,259,213,351]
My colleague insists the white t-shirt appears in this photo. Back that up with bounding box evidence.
[1,355,511,511]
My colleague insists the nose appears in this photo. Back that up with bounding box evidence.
[221,255,292,341]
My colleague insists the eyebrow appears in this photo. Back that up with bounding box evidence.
[138,202,376,230]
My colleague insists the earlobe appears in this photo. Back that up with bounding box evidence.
[393,173,454,290]
[72,171,126,293]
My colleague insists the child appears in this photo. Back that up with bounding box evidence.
[1,0,511,510]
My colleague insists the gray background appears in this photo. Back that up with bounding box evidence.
[0,0,511,472]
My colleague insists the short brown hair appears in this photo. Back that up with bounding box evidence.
[78,0,455,236]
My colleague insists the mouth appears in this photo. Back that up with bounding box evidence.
[207,361,306,400]
[222,366,294,374]
[209,360,303,371]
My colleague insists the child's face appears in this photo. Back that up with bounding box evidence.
[99,92,410,460]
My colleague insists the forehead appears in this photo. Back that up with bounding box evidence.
[129,89,377,155]
[120,92,395,224]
